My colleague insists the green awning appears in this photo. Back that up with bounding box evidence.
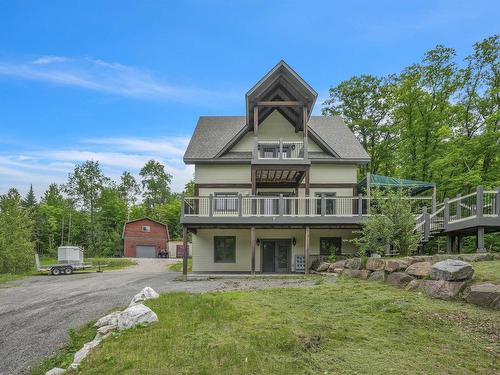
[358,174,435,196]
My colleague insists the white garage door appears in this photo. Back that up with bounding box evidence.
[136,245,156,258]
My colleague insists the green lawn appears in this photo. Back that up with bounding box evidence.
[0,257,137,285]
[168,258,192,272]
[472,260,500,284]
[47,278,498,375]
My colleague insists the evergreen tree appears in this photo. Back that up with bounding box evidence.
[22,184,37,210]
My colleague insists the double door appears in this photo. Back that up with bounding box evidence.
[261,240,291,273]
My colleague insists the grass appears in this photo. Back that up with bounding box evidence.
[61,278,498,375]
[472,260,500,284]
[0,257,137,285]
[168,258,192,272]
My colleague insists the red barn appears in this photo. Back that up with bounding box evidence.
[122,218,169,258]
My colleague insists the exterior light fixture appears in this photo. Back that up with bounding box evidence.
[256,238,260,246]
[292,237,296,246]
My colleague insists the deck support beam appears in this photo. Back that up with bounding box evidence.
[304,226,310,275]
[476,227,486,253]
[446,234,453,254]
[182,226,188,281]
[251,226,256,275]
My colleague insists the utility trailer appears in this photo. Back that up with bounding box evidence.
[35,246,94,276]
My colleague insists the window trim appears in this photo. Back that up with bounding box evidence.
[213,236,236,263]
[319,237,342,256]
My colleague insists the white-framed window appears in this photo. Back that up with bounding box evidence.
[142,225,151,232]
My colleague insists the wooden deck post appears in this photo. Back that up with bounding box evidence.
[444,198,449,228]
[423,207,430,242]
[251,227,256,275]
[304,226,310,275]
[495,187,500,216]
[446,234,453,254]
[477,227,486,253]
[321,193,326,216]
[432,186,437,213]
[455,194,461,220]
[182,226,188,281]
[209,194,213,217]
[358,194,363,217]
[476,186,484,218]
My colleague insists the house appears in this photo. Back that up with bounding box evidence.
[122,218,169,258]
[181,60,371,274]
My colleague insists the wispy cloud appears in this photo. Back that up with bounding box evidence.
[0,136,193,196]
[0,55,239,105]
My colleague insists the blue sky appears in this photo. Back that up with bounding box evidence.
[0,0,498,196]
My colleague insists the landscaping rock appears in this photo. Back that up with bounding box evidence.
[129,286,160,306]
[117,304,158,330]
[94,311,120,328]
[385,260,409,273]
[359,270,372,279]
[418,280,466,300]
[45,368,66,375]
[69,335,102,369]
[368,270,386,282]
[316,262,330,272]
[406,262,432,278]
[463,283,500,310]
[332,268,344,274]
[405,256,432,265]
[430,260,474,281]
[345,258,361,270]
[406,279,422,291]
[366,258,385,271]
[331,260,346,269]
[386,272,415,288]
[97,324,116,335]
[343,269,371,279]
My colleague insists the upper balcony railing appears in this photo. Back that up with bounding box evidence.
[254,139,306,161]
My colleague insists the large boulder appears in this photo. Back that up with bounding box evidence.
[345,258,362,270]
[430,259,474,281]
[418,280,466,300]
[95,311,120,328]
[368,270,386,282]
[45,368,66,375]
[366,258,385,271]
[386,272,415,288]
[117,304,158,330]
[330,260,346,269]
[463,283,500,310]
[332,268,344,274]
[406,279,423,291]
[406,262,432,278]
[129,287,160,306]
[343,269,371,279]
[385,260,409,273]
[316,262,330,272]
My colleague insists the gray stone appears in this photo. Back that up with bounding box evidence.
[463,283,500,310]
[405,256,433,265]
[117,304,158,330]
[368,270,386,282]
[69,335,102,369]
[316,262,330,272]
[430,259,474,281]
[45,368,66,375]
[329,260,346,270]
[419,280,466,300]
[370,253,382,258]
[385,260,409,273]
[406,279,422,291]
[343,269,371,279]
[386,272,415,288]
[97,324,116,335]
[332,268,344,274]
[366,258,385,271]
[345,258,361,270]
[406,262,432,278]
[94,311,120,328]
[129,286,160,306]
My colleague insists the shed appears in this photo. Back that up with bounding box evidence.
[122,218,169,258]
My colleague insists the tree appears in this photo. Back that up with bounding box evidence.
[119,171,141,209]
[0,189,34,273]
[139,160,172,212]
[353,189,421,256]
[95,187,128,256]
[63,161,109,254]
[22,184,37,210]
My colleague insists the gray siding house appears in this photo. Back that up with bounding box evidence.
[181,60,371,274]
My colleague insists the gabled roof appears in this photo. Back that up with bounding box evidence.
[122,217,170,239]
[184,115,370,163]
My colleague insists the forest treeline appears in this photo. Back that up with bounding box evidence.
[0,159,193,273]
[322,35,499,199]
[1,35,498,273]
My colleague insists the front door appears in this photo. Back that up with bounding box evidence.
[261,240,291,273]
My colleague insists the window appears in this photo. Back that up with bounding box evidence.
[214,236,236,263]
[320,237,342,256]
[214,193,238,213]
[142,225,151,232]
[315,193,337,215]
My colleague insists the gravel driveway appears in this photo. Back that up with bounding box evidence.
[0,259,315,374]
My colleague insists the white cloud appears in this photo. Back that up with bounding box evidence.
[0,55,240,105]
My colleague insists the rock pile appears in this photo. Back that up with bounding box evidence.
[45,287,160,375]
[312,255,498,310]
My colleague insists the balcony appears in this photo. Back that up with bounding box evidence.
[253,139,308,164]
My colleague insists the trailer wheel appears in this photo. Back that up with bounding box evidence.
[64,267,73,275]
[51,267,61,276]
